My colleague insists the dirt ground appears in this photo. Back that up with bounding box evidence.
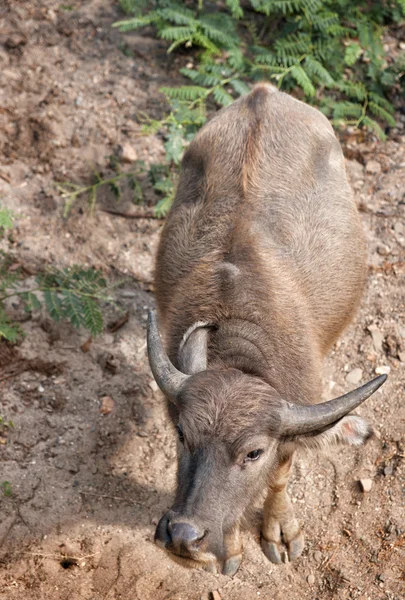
[0,1,404,599]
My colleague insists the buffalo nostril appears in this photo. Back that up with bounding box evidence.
[168,522,206,553]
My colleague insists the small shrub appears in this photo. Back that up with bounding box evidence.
[116,0,404,213]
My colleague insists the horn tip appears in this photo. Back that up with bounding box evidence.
[375,373,388,386]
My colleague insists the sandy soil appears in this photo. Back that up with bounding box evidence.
[0,1,404,599]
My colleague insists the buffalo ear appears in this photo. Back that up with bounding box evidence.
[178,323,213,375]
[284,415,374,451]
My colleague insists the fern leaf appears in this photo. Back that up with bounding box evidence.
[180,68,222,86]
[192,31,221,54]
[0,319,20,342]
[333,101,363,119]
[62,290,86,329]
[368,92,395,114]
[158,7,196,26]
[0,207,13,231]
[344,43,363,66]
[21,291,41,312]
[362,116,386,140]
[44,290,63,321]
[304,56,334,85]
[113,15,155,31]
[83,297,104,335]
[226,47,245,70]
[164,127,186,164]
[338,80,367,101]
[160,26,195,42]
[161,85,208,101]
[213,86,234,106]
[225,0,243,18]
[230,79,251,96]
[290,65,316,96]
[368,102,396,127]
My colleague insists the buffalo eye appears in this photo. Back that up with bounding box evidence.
[245,449,263,462]
[176,425,185,444]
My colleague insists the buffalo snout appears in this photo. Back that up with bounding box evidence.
[155,512,208,558]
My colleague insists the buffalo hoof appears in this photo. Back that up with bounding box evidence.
[261,531,304,564]
[222,554,242,576]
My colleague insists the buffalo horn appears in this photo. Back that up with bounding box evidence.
[280,375,387,436]
[147,310,189,403]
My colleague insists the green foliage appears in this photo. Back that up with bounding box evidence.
[1,481,12,497]
[57,160,144,217]
[117,0,404,214]
[0,208,114,341]
[0,207,13,232]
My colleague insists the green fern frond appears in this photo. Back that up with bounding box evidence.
[180,68,222,87]
[275,33,311,58]
[225,0,243,18]
[368,92,395,113]
[0,207,13,231]
[83,297,104,335]
[161,85,208,101]
[160,26,195,42]
[338,80,367,101]
[312,11,339,33]
[304,55,335,85]
[368,102,396,127]
[333,101,363,119]
[230,79,251,95]
[113,15,155,31]
[290,65,316,96]
[362,116,386,140]
[213,86,234,106]
[0,311,20,342]
[158,6,196,26]
[44,290,63,321]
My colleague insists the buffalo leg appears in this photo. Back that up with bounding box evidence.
[261,453,304,564]
[222,525,243,576]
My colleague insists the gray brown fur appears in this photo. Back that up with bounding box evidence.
[151,84,374,574]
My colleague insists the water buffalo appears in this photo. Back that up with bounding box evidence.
[147,84,387,575]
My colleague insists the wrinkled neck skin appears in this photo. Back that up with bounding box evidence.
[163,244,324,407]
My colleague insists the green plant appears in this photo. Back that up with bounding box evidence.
[58,161,144,217]
[0,206,14,231]
[116,0,404,213]
[0,416,14,428]
[0,208,115,341]
[1,481,12,497]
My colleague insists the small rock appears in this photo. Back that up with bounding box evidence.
[307,574,315,585]
[384,464,393,477]
[359,478,373,492]
[81,336,93,353]
[365,159,381,175]
[5,32,27,49]
[137,430,148,438]
[375,365,390,375]
[313,551,322,563]
[367,324,384,353]
[99,395,115,415]
[210,591,222,600]
[346,367,363,385]
[398,351,405,363]
[38,385,45,393]
[376,244,390,256]
[394,222,404,236]
[119,143,138,163]
[75,95,83,107]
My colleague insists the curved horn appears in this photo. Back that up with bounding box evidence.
[280,375,387,436]
[147,310,190,404]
